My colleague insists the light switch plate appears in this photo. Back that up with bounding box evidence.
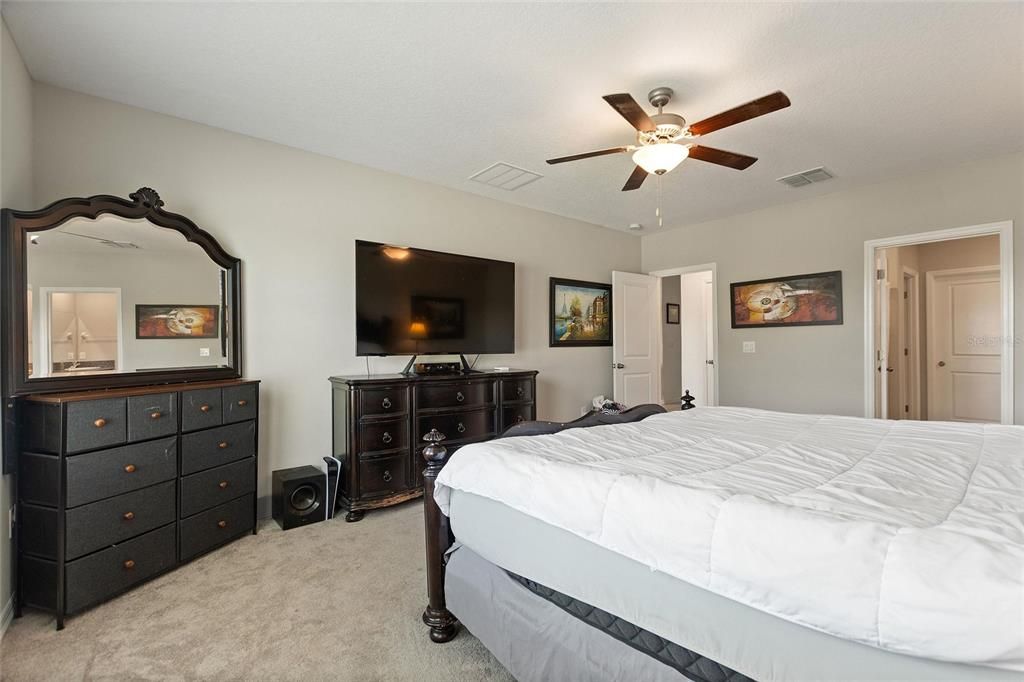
[199,347,211,357]
[743,341,756,353]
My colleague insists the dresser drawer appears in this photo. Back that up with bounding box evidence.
[65,523,176,615]
[223,384,257,424]
[67,398,127,453]
[127,392,177,442]
[502,404,535,430]
[66,437,177,508]
[359,454,406,498]
[66,481,177,561]
[181,388,223,432]
[358,418,408,454]
[359,386,407,418]
[417,408,495,444]
[415,381,492,410]
[501,378,533,403]
[180,458,255,518]
[181,421,255,475]
[179,494,254,562]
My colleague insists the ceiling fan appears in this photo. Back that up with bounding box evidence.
[546,87,790,191]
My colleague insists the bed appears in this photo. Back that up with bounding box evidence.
[419,405,1024,681]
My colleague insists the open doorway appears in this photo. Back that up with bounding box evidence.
[653,265,718,410]
[866,222,1014,424]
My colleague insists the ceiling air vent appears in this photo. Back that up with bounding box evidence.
[469,162,543,191]
[777,167,833,188]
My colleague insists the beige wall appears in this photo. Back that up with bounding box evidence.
[31,84,642,504]
[660,275,681,403]
[642,153,1023,424]
[0,19,34,629]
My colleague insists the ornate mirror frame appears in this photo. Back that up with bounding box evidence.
[1,187,243,397]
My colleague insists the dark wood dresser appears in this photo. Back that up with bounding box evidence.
[329,370,537,521]
[17,378,260,629]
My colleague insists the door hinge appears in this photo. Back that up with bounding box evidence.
[904,290,909,299]
[904,405,909,414]
[904,348,909,356]
[876,269,886,281]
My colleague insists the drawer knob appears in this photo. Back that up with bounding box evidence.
[124,464,136,474]
[382,470,392,483]
[218,481,229,489]
[382,431,392,445]
[456,391,465,403]
[457,422,466,434]
[200,404,211,413]
[123,559,135,570]
[517,386,524,397]
[381,397,392,409]
[237,399,248,407]
[516,415,525,423]
[217,520,227,529]
[218,441,229,449]
[122,511,135,521]
[150,411,162,420]
[93,418,107,428]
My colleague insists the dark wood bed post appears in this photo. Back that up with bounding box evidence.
[421,428,459,643]
[681,390,696,410]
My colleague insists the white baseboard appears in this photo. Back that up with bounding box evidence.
[0,594,14,641]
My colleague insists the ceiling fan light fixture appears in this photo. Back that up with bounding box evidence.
[632,143,689,175]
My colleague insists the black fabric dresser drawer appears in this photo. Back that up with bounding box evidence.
[181,420,256,475]
[65,523,177,614]
[65,437,177,508]
[65,481,177,560]
[179,494,254,562]
[180,458,255,518]
[66,398,127,454]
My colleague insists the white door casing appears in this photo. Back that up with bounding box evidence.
[876,251,890,418]
[703,278,716,406]
[613,271,660,406]
[927,266,1002,422]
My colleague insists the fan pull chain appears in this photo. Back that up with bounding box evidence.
[656,175,664,228]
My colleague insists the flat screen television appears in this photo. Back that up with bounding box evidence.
[355,240,515,357]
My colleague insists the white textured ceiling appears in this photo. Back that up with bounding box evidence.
[5,2,1023,233]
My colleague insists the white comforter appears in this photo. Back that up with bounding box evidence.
[434,407,1024,670]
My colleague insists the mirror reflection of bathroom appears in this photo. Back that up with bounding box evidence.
[42,290,121,377]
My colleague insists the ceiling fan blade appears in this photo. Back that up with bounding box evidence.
[621,165,648,191]
[603,94,656,132]
[688,91,791,136]
[546,147,630,165]
[688,145,758,170]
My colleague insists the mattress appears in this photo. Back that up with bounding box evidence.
[435,407,1024,671]
[450,489,1021,682]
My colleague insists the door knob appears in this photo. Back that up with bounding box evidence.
[706,360,715,366]
[612,363,625,369]
[886,367,895,373]
[937,361,946,367]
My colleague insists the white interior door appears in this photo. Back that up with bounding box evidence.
[703,278,716,406]
[613,271,659,406]
[875,252,890,418]
[928,267,1001,422]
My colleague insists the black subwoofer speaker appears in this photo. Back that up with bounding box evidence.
[272,465,327,530]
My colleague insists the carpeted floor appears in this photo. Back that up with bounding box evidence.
[0,503,513,681]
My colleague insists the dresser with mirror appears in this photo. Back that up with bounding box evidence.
[1,188,259,629]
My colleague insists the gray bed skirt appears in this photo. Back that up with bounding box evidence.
[446,544,706,681]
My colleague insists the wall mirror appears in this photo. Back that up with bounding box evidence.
[2,188,241,397]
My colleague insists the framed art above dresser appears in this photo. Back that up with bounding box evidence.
[1,188,260,629]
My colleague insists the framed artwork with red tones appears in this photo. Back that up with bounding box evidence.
[731,271,843,328]
[136,304,220,338]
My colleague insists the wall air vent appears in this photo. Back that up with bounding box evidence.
[468,162,543,191]
[777,167,834,188]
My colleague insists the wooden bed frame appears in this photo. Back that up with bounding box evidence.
[420,394,694,642]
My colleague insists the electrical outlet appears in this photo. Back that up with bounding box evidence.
[743,341,756,354]
[199,348,210,357]
[79,351,87,360]
[67,352,75,360]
